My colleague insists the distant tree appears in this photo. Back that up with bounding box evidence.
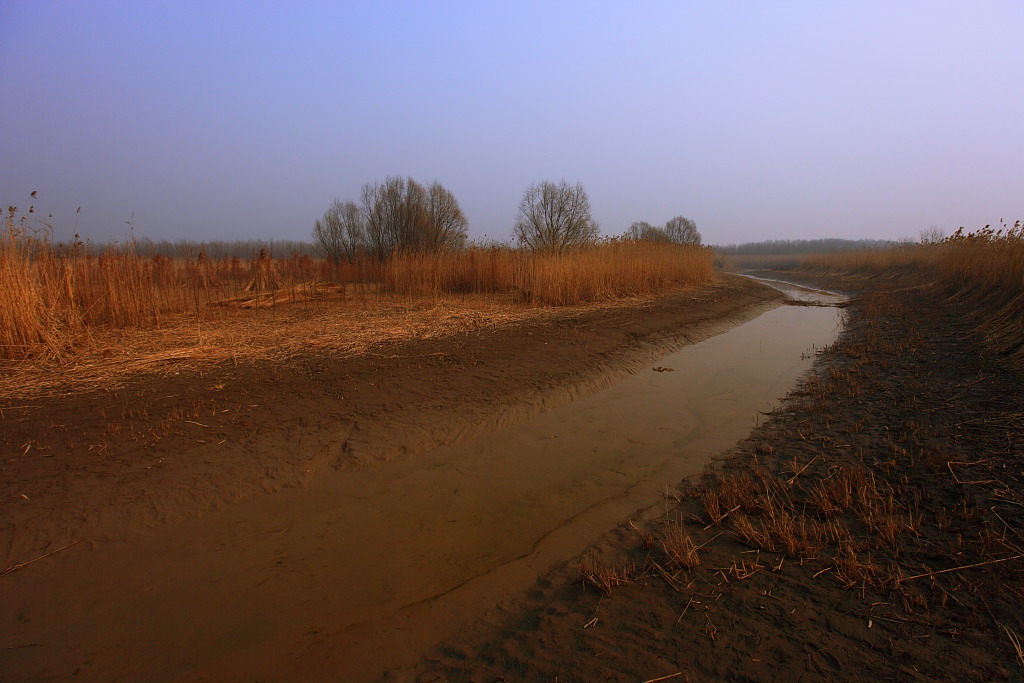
[664,216,702,246]
[919,225,945,244]
[513,180,599,252]
[313,199,365,263]
[362,176,468,259]
[625,221,670,242]
[133,237,317,259]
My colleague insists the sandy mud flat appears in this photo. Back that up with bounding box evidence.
[2,274,797,681]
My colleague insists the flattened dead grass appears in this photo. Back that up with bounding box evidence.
[0,289,678,399]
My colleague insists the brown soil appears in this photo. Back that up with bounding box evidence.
[1,274,785,681]
[400,274,1024,682]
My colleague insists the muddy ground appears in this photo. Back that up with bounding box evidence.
[400,274,1024,682]
[0,275,781,571]
[4,271,1022,682]
[2,274,786,681]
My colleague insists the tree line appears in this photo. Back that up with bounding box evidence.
[53,237,318,259]
[713,238,893,255]
[314,177,702,262]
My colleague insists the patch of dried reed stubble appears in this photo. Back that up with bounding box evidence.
[659,520,701,570]
[730,506,824,558]
[699,488,724,526]
[832,539,882,590]
[579,553,633,595]
[807,467,854,516]
[715,471,761,512]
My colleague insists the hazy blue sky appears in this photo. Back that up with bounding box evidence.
[2,1,1022,246]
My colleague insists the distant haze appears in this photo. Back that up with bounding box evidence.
[2,1,1021,246]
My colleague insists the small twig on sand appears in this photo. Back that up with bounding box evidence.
[898,554,1024,584]
[695,531,725,550]
[676,597,695,625]
[651,561,683,593]
[947,459,997,485]
[1,540,82,578]
[628,518,653,548]
[642,672,685,683]
[704,507,740,531]
[786,455,819,485]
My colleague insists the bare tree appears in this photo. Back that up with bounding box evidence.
[313,199,365,263]
[664,216,702,246]
[919,225,945,244]
[424,181,469,251]
[625,220,670,242]
[513,180,599,252]
[362,176,467,259]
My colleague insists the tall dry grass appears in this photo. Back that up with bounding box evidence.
[1,213,715,362]
[803,221,1024,366]
[0,211,79,359]
[1,208,336,361]
[382,241,714,305]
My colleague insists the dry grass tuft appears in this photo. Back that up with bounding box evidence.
[699,488,724,526]
[579,553,632,595]
[716,472,760,512]
[659,520,701,570]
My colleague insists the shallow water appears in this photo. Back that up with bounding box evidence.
[4,283,845,682]
[742,274,848,306]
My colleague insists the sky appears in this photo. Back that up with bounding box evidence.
[2,1,1022,247]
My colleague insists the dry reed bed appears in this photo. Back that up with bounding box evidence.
[802,222,1024,367]
[1,211,713,365]
[382,242,712,305]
